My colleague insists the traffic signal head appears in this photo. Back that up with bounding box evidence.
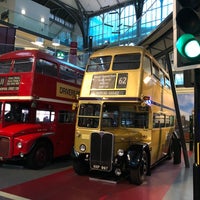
[175,0,200,67]
[176,34,200,60]
[177,0,200,9]
[176,7,200,35]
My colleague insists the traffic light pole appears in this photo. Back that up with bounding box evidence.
[174,0,200,197]
[193,69,200,200]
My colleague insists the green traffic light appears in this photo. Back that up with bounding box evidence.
[176,34,200,60]
[185,40,199,58]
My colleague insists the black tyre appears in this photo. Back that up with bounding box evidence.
[26,141,52,169]
[72,159,89,175]
[172,137,181,164]
[167,140,173,160]
[129,151,148,185]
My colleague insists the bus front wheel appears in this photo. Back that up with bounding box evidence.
[26,141,52,169]
[129,151,148,185]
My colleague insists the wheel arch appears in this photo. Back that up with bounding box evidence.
[26,136,54,169]
[29,136,54,154]
[172,131,180,140]
[127,143,151,176]
[27,136,54,163]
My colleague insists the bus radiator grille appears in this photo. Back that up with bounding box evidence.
[90,132,113,172]
[0,137,10,157]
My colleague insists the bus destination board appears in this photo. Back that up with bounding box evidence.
[0,76,20,91]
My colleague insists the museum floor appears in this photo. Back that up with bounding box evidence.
[0,149,193,200]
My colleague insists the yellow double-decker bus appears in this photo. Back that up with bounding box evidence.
[71,46,181,185]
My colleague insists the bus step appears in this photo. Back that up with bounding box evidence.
[89,176,118,184]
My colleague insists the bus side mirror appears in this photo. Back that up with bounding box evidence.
[76,94,79,100]
[72,103,78,110]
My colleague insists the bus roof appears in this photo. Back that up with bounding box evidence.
[0,49,85,73]
[0,49,51,59]
[90,46,147,57]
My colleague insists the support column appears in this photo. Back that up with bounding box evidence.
[193,69,200,200]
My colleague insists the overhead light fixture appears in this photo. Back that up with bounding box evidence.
[31,37,44,47]
[52,38,60,47]
[21,9,26,15]
[41,17,45,23]
[35,37,44,45]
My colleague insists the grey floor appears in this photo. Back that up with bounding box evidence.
[163,154,193,200]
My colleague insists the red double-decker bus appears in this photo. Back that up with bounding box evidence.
[0,49,84,169]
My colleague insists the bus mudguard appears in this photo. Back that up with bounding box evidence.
[127,143,151,175]
[71,147,79,159]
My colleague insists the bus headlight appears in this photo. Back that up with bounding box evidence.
[17,142,23,149]
[79,144,86,152]
[117,149,124,156]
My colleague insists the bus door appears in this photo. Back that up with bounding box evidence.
[56,110,76,156]
[151,113,165,163]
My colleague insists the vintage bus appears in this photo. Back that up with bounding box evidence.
[0,49,84,169]
[71,46,181,185]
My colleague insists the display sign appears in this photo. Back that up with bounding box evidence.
[90,90,126,96]
[0,76,20,91]
[91,73,128,89]
[91,74,116,89]
[90,73,128,95]
[116,73,128,88]
[56,82,80,99]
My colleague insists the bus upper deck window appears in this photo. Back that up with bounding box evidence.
[36,59,58,77]
[152,63,161,81]
[165,77,171,88]
[13,58,33,72]
[87,56,111,72]
[59,65,76,83]
[112,53,141,70]
[0,60,12,73]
